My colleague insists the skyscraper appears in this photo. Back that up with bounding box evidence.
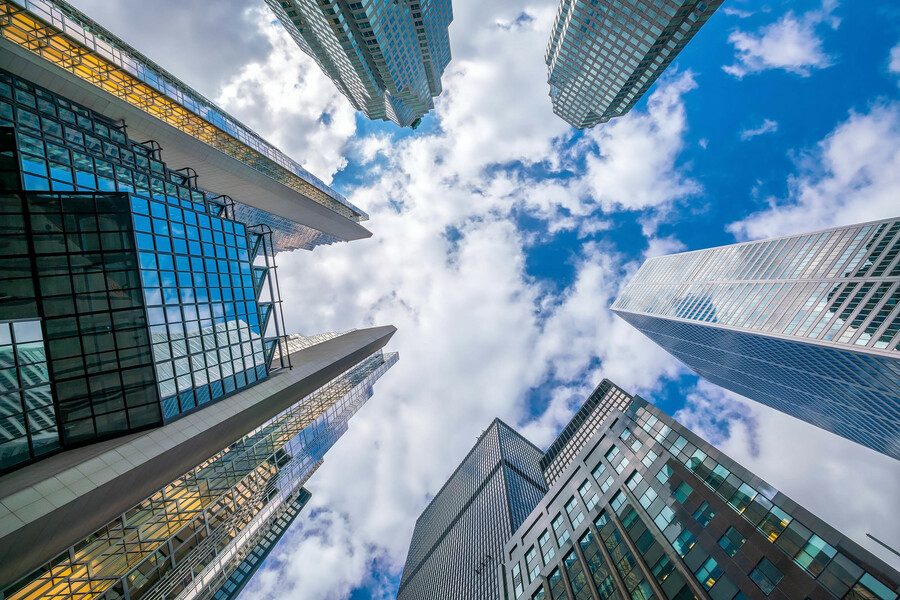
[540,380,632,488]
[266,0,453,128]
[503,384,900,600]
[396,419,548,600]
[0,0,398,597]
[611,217,900,461]
[545,0,722,129]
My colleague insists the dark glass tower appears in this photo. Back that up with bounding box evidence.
[0,1,398,599]
[397,419,548,600]
[502,383,900,600]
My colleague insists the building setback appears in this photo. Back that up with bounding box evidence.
[266,0,453,128]
[546,0,722,129]
[611,217,900,461]
[396,419,548,600]
[0,1,398,598]
[502,385,900,600]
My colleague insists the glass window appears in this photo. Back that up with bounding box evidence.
[693,502,716,527]
[694,556,722,590]
[673,481,692,503]
[749,557,783,595]
[718,527,746,557]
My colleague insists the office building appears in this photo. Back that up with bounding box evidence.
[546,0,722,128]
[0,1,398,598]
[502,384,900,600]
[396,419,548,600]
[611,217,900,461]
[266,0,453,128]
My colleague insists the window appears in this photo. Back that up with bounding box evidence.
[600,475,615,494]
[630,438,642,452]
[615,456,630,474]
[642,449,658,468]
[693,501,716,527]
[540,529,556,564]
[793,535,835,576]
[694,556,722,589]
[532,588,546,600]
[592,462,606,481]
[620,428,632,441]
[565,496,584,529]
[718,527,746,557]
[553,513,571,546]
[527,545,540,582]
[548,567,567,600]
[579,479,600,511]
[512,563,523,597]
[758,506,792,541]
[673,481,692,503]
[626,471,643,490]
[605,446,620,462]
[656,464,673,484]
[673,529,696,557]
[749,557,783,595]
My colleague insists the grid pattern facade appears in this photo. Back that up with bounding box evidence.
[267,0,452,128]
[612,217,900,460]
[540,380,632,487]
[209,488,312,600]
[0,68,319,471]
[1,349,397,600]
[397,420,548,600]
[503,389,900,600]
[546,0,722,129]
[0,0,366,221]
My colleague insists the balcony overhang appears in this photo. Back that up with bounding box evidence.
[0,38,372,242]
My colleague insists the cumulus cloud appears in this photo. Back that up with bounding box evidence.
[739,118,779,141]
[730,102,900,239]
[723,0,840,78]
[890,41,900,82]
[679,384,900,570]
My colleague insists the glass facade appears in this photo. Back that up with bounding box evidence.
[0,68,310,470]
[397,419,548,600]
[266,0,453,128]
[503,385,900,600]
[546,0,723,129]
[1,349,397,600]
[0,0,366,221]
[612,218,900,460]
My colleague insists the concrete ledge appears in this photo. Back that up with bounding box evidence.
[0,325,395,586]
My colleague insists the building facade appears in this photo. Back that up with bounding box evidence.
[502,388,900,600]
[0,1,399,598]
[540,380,632,488]
[396,419,548,600]
[611,217,900,461]
[545,0,722,129]
[266,0,453,128]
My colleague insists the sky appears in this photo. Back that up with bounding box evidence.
[67,0,900,597]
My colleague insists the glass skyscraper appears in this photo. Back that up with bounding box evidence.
[502,382,900,600]
[396,419,548,600]
[0,1,398,598]
[611,217,900,461]
[546,0,722,129]
[266,0,453,128]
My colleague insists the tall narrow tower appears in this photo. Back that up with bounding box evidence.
[396,419,548,600]
[612,217,900,460]
[266,0,453,128]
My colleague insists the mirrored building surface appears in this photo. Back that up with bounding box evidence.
[612,218,900,461]
[266,0,453,128]
[502,384,900,600]
[546,0,722,128]
[0,1,399,598]
[396,419,548,600]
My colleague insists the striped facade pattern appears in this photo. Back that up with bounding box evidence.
[396,420,547,600]
[612,217,900,460]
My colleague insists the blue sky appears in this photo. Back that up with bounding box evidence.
[68,0,900,598]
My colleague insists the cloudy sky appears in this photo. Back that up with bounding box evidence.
[69,0,900,597]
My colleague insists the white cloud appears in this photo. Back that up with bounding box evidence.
[890,41,900,82]
[722,7,754,19]
[730,102,900,239]
[739,118,779,141]
[644,236,686,259]
[723,0,840,78]
[678,383,900,571]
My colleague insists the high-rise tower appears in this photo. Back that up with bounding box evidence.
[503,384,900,600]
[396,419,548,600]
[266,0,453,128]
[0,1,398,598]
[611,217,900,461]
[545,0,722,128]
